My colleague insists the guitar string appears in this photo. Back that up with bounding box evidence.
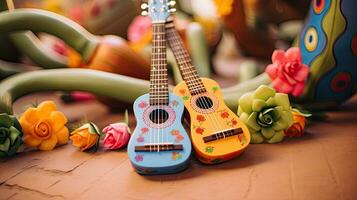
[167,26,228,140]
[159,23,164,152]
[151,22,156,152]
[161,23,168,151]
[157,23,161,152]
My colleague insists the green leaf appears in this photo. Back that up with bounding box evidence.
[265,97,276,107]
[0,113,13,128]
[182,96,189,101]
[0,138,10,151]
[246,112,261,131]
[292,108,312,117]
[87,124,97,134]
[252,99,266,112]
[9,127,21,145]
[239,112,249,124]
[212,86,219,92]
[261,127,275,139]
[89,122,101,136]
[237,106,243,116]
[7,137,23,157]
[253,85,275,101]
[272,118,288,131]
[285,111,294,127]
[239,93,253,114]
[274,93,290,111]
[9,115,22,132]
[267,130,285,143]
[271,106,283,121]
[250,132,264,144]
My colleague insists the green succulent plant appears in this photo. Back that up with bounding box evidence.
[0,113,23,158]
[238,85,293,143]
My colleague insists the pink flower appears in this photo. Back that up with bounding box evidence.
[138,101,148,109]
[127,16,152,42]
[265,47,310,96]
[102,123,131,150]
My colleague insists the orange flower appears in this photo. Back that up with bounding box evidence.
[70,123,100,151]
[19,101,69,151]
[284,111,306,137]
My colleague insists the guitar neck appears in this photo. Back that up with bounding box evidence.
[150,23,169,105]
[166,19,207,95]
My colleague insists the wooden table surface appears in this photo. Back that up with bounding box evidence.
[0,93,356,200]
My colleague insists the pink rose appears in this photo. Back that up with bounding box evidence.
[266,47,310,96]
[127,16,152,42]
[102,123,131,150]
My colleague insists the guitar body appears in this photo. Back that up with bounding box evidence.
[174,78,251,164]
[127,93,191,175]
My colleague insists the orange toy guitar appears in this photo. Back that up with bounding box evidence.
[166,18,251,164]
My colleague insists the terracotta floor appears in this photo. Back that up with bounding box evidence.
[0,93,357,200]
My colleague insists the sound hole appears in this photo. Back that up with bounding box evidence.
[196,96,213,109]
[149,109,169,124]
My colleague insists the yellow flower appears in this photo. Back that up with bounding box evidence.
[70,123,100,152]
[19,101,69,150]
[284,111,307,137]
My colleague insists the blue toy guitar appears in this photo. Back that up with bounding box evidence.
[127,0,191,175]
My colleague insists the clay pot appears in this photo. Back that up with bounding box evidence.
[87,35,150,80]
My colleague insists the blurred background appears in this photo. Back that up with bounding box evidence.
[2,0,310,83]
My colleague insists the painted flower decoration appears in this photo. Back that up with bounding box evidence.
[266,47,309,96]
[238,85,294,143]
[70,122,101,152]
[284,110,308,137]
[0,114,23,158]
[102,123,131,150]
[196,115,206,122]
[19,101,69,151]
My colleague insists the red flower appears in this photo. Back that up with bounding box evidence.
[231,119,238,126]
[266,47,309,96]
[141,127,149,134]
[196,115,206,122]
[195,127,204,134]
[221,112,229,118]
[284,111,306,137]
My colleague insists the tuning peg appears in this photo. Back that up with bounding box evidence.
[141,3,148,10]
[169,8,176,13]
[141,10,148,16]
[168,1,176,6]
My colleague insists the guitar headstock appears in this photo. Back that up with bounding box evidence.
[141,0,176,23]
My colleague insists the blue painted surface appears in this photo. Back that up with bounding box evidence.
[300,0,331,66]
[315,0,357,101]
[127,93,192,175]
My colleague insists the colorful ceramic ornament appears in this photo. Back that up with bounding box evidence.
[297,0,357,108]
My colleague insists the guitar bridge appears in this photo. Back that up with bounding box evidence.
[203,128,243,143]
[135,143,184,152]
